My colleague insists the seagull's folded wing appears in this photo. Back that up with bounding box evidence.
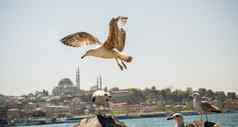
[61,32,101,47]
[201,101,221,113]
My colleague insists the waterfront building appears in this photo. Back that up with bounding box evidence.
[7,108,21,120]
[46,105,71,117]
[110,102,128,113]
[127,104,142,113]
[70,97,92,115]
[142,105,160,113]
[111,90,130,103]
[227,92,236,99]
[32,107,47,117]
[6,96,19,109]
[0,95,7,107]
[70,97,82,115]
[224,99,238,112]
[215,91,226,101]
[0,95,8,122]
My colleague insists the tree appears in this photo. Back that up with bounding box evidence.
[185,87,193,97]
[160,88,172,104]
[206,89,214,98]
[172,89,186,104]
[198,88,207,96]
[127,88,145,104]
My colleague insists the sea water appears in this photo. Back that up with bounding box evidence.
[18,113,238,127]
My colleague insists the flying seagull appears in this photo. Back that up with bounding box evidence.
[192,92,221,121]
[60,16,132,71]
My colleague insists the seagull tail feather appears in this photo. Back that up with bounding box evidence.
[211,105,222,113]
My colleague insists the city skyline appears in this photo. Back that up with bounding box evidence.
[1,64,237,96]
[1,0,238,96]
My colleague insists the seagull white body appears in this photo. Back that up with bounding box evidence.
[93,47,115,59]
[193,93,205,121]
[193,95,202,112]
[84,46,126,59]
[61,16,132,71]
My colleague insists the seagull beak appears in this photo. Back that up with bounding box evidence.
[81,54,86,59]
[166,115,175,120]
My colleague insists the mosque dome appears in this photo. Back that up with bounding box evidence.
[58,78,74,87]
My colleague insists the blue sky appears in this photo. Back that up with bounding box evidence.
[1,0,238,95]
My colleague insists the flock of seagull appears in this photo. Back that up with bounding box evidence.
[167,92,222,127]
[60,16,222,127]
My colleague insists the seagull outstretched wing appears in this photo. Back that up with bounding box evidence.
[103,17,127,51]
[61,32,101,47]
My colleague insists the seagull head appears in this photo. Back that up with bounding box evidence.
[167,113,183,120]
[192,92,200,100]
[167,113,184,127]
[91,90,111,104]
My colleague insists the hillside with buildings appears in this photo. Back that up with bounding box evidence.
[0,66,238,124]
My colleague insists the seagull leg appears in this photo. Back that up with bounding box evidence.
[200,113,202,121]
[120,60,127,69]
[115,58,123,71]
[205,112,208,121]
[200,112,203,121]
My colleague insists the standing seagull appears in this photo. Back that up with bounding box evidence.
[192,92,221,121]
[60,16,132,71]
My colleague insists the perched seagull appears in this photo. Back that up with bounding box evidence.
[167,113,185,127]
[60,16,132,71]
[91,90,111,114]
[192,92,221,121]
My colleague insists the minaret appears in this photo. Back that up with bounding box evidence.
[99,74,102,90]
[96,77,98,89]
[76,65,80,90]
[96,75,102,90]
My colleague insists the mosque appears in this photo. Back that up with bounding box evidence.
[52,65,81,96]
[52,65,104,97]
